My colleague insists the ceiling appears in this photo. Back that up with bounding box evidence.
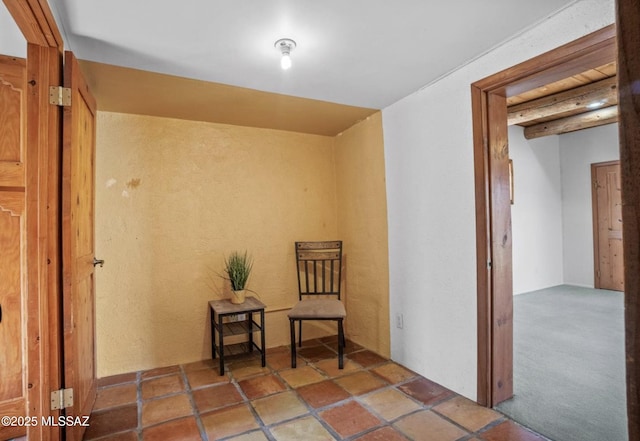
[507,61,618,138]
[43,0,578,110]
[76,60,378,136]
[0,2,25,58]
[6,0,615,137]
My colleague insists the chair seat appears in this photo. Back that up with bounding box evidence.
[288,299,346,319]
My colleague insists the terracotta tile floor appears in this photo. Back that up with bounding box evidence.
[84,339,551,441]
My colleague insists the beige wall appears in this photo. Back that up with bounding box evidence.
[335,112,390,357]
[95,111,389,376]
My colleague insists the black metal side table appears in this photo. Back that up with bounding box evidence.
[209,296,266,375]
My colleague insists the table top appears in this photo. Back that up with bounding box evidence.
[209,296,266,314]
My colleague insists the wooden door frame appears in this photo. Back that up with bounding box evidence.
[615,0,640,437]
[3,1,63,439]
[591,160,622,290]
[471,24,617,407]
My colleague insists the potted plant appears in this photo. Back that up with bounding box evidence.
[224,251,253,304]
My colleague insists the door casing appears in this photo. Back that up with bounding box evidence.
[614,0,640,437]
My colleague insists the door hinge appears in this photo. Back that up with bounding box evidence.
[49,86,71,107]
[50,388,73,410]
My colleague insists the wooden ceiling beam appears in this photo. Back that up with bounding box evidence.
[523,105,618,139]
[508,76,617,125]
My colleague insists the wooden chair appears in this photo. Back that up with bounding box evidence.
[288,241,346,369]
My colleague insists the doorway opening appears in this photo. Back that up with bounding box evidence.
[471,24,617,406]
[497,123,626,440]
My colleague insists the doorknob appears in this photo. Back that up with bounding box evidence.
[93,257,105,267]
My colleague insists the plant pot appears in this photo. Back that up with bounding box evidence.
[231,289,246,304]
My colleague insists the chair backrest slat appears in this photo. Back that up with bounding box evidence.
[295,241,342,300]
[322,260,326,293]
[313,260,318,292]
[304,261,309,293]
[330,259,334,292]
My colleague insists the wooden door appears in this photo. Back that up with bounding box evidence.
[592,160,624,291]
[62,51,97,441]
[0,54,28,441]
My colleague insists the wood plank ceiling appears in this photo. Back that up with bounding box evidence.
[507,62,617,139]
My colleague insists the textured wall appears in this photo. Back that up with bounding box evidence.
[95,112,338,376]
[509,126,563,295]
[383,0,615,400]
[335,112,390,357]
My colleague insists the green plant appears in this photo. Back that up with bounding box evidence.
[224,251,253,291]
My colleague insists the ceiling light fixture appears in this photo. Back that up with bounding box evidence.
[587,100,607,109]
[275,38,296,70]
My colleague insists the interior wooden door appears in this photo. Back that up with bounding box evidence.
[0,54,28,441]
[62,51,97,441]
[592,160,624,291]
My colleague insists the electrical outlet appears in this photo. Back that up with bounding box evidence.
[396,313,404,329]
[237,313,246,321]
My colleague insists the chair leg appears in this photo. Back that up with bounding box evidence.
[290,319,297,368]
[337,319,344,369]
[298,319,303,347]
